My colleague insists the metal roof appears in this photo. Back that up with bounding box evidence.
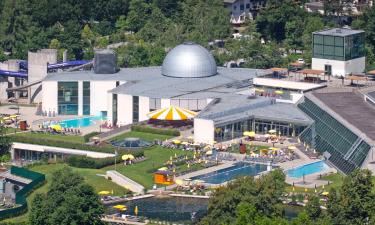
[161,42,217,78]
[197,95,313,125]
[313,28,364,37]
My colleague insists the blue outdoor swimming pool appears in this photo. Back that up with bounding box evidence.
[191,162,268,184]
[286,161,330,178]
[58,116,102,128]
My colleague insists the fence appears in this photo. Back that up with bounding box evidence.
[0,166,45,220]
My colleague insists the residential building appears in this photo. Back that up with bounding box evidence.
[223,0,266,25]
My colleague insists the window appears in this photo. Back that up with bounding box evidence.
[82,81,90,115]
[58,82,78,115]
[112,94,118,126]
[149,98,161,111]
[240,4,244,10]
[246,3,250,8]
[133,96,139,123]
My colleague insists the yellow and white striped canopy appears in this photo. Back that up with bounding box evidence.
[147,106,197,121]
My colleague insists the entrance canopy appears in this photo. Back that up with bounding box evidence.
[147,105,197,121]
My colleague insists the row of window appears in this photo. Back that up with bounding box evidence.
[149,98,207,111]
[58,81,90,115]
[232,1,265,11]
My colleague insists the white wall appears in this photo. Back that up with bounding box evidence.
[312,57,365,77]
[194,118,215,144]
[78,81,83,115]
[106,93,113,125]
[161,98,170,108]
[90,81,116,116]
[117,94,133,126]
[139,96,150,122]
[41,81,58,114]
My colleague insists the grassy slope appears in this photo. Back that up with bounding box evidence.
[11,132,84,143]
[2,163,128,224]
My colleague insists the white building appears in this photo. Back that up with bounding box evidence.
[42,43,312,144]
[311,28,365,77]
[223,0,266,24]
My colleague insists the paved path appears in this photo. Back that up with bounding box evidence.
[106,170,145,194]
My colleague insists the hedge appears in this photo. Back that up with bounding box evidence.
[66,150,144,169]
[131,125,180,137]
[83,131,100,142]
[0,166,45,220]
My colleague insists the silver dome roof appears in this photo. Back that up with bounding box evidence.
[161,42,217,78]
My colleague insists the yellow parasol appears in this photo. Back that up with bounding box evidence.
[2,117,10,120]
[255,88,265,93]
[269,147,279,151]
[322,191,329,196]
[147,105,197,120]
[98,191,110,195]
[268,130,277,134]
[181,141,189,145]
[134,206,139,216]
[275,90,284,95]
[122,154,135,161]
[206,150,213,155]
[243,131,251,136]
[113,205,127,210]
[158,167,168,171]
[172,139,181,145]
[288,145,297,150]
[50,124,62,132]
[175,179,184,186]
[9,115,19,119]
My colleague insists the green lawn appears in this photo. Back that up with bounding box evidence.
[11,132,84,143]
[3,163,129,224]
[110,131,173,142]
[104,146,194,188]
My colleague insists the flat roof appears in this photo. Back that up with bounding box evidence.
[253,78,326,92]
[313,92,375,141]
[197,95,312,125]
[313,28,364,37]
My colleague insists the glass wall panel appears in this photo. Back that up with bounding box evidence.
[133,96,139,123]
[82,81,90,115]
[58,82,78,115]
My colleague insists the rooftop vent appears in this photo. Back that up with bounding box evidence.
[94,49,118,74]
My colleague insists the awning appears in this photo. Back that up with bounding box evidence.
[147,106,197,121]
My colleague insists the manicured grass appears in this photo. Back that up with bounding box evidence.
[3,163,129,224]
[11,132,84,143]
[110,131,173,142]
[104,146,194,188]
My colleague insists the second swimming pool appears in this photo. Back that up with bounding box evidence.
[286,160,330,178]
[191,162,268,184]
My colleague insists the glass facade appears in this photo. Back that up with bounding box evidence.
[82,81,90,115]
[214,118,307,142]
[149,98,162,111]
[313,32,365,61]
[58,82,78,115]
[112,94,118,126]
[133,96,139,123]
[170,99,207,111]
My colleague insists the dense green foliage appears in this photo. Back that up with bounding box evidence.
[66,150,144,169]
[200,169,375,225]
[1,0,375,68]
[131,125,180,137]
[83,131,100,143]
[0,125,11,155]
[29,167,104,225]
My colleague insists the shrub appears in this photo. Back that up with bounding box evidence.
[66,150,144,169]
[131,125,180,137]
[83,131,101,142]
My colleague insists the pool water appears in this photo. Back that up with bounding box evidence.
[286,161,330,178]
[108,196,208,224]
[58,116,103,128]
[192,162,268,184]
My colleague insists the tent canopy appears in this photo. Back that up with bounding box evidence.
[147,106,197,121]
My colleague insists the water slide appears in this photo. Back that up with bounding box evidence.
[0,60,91,78]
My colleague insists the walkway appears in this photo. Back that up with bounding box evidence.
[101,216,146,225]
[106,170,145,194]
[102,194,154,205]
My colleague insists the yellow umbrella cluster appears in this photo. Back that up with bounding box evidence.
[243,131,256,137]
[147,106,197,121]
[98,191,110,195]
[122,154,135,161]
[113,204,127,211]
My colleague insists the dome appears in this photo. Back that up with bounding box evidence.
[161,42,217,78]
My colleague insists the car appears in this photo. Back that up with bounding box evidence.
[297,58,305,64]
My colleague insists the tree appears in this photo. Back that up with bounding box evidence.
[0,126,10,156]
[126,0,151,32]
[302,16,324,63]
[81,25,95,46]
[327,169,375,225]
[29,167,104,225]
[305,196,322,220]
[285,20,304,52]
[137,6,170,42]
[199,170,286,225]
[49,39,61,49]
